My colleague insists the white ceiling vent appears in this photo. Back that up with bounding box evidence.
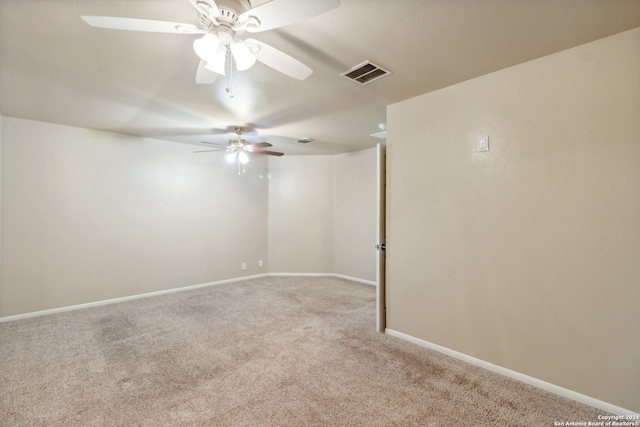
[341,61,391,85]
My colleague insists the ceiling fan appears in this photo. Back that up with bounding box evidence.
[194,127,283,173]
[81,0,340,84]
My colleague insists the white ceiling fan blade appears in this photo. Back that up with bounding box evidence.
[239,0,340,33]
[81,16,206,34]
[246,38,312,80]
[188,0,221,19]
[196,60,219,84]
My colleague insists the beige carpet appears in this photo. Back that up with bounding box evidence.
[1,276,604,426]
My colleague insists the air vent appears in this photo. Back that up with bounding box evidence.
[370,123,387,139]
[341,61,391,85]
[296,137,316,144]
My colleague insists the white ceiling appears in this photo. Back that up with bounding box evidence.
[1,0,639,155]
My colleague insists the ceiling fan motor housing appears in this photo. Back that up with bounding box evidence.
[196,0,251,30]
[230,127,249,148]
[230,139,249,148]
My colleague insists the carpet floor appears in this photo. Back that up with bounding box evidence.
[1,276,605,426]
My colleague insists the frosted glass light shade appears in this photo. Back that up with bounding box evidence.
[204,50,226,75]
[231,42,257,71]
[226,152,237,163]
[193,33,220,62]
[238,151,250,164]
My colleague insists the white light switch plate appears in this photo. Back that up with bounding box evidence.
[477,136,489,152]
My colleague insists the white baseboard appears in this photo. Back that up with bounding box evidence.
[385,328,638,416]
[267,272,331,278]
[0,274,268,323]
[0,273,375,323]
[267,272,376,286]
[331,273,376,286]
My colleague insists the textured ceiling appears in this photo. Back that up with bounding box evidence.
[1,0,639,155]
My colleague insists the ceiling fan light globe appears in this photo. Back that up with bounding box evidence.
[226,152,237,163]
[193,32,220,62]
[231,42,257,71]
[193,38,207,60]
[238,151,250,164]
[204,50,227,75]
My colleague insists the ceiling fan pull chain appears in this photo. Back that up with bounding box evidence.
[225,48,234,98]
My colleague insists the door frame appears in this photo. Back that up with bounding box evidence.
[376,143,386,333]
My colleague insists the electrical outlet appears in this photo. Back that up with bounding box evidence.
[258,260,263,267]
[241,262,246,271]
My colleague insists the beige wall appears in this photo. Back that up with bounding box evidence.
[267,152,378,280]
[387,27,640,411]
[1,118,268,316]
[334,148,377,282]
[1,120,378,317]
[267,155,335,273]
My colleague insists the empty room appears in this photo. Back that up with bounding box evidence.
[1,0,639,425]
